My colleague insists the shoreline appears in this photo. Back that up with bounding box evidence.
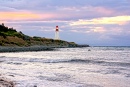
[0,46,55,52]
[0,45,90,52]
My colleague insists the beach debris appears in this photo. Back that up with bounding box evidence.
[88,49,91,51]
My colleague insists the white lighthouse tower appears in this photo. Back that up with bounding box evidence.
[55,26,60,40]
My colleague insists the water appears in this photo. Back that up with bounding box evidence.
[0,47,130,87]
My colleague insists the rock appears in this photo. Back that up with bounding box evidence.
[0,78,15,87]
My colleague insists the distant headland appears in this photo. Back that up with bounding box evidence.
[0,23,89,52]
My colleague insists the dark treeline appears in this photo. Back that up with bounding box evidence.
[0,23,16,32]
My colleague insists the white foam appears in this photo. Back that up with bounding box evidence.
[0,47,130,87]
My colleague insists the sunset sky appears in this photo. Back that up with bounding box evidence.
[0,0,130,46]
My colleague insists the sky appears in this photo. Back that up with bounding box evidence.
[0,0,130,46]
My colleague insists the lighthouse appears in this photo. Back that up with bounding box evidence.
[55,26,60,40]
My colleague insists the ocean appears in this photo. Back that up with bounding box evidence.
[0,47,130,87]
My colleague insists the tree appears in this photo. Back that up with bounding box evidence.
[2,23,4,26]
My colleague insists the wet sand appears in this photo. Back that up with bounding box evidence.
[0,46,55,52]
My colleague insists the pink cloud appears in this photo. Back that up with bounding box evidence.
[92,27,106,33]
[0,11,56,21]
[95,7,114,15]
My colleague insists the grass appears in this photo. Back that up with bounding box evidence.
[0,23,78,47]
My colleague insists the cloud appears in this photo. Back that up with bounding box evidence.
[0,0,130,46]
[0,11,57,21]
[1,0,128,22]
[91,27,106,33]
[70,16,130,26]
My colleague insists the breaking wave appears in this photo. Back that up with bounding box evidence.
[1,57,130,67]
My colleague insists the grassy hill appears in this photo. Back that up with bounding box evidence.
[0,23,78,47]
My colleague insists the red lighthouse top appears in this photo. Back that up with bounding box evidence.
[56,26,59,31]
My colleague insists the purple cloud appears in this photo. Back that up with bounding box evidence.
[0,0,130,46]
